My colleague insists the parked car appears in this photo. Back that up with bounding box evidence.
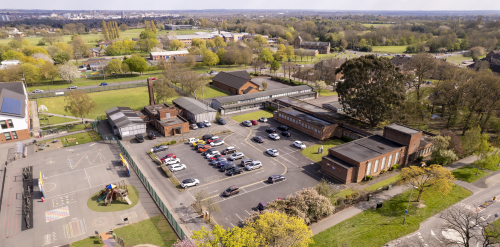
[161,154,177,161]
[251,120,258,125]
[195,143,209,150]
[33,89,44,93]
[266,128,276,133]
[253,136,264,143]
[152,145,168,153]
[148,132,156,139]
[210,140,225,146]
[206,151,221,159]
[221,146,236,155]
[294,141,306,149]
[242,120,252,127]
[188,138,199,144]
[169,164,186,172]
[197,122,205,128]
[135,134,144,143]
[228,152,244,161]
[218,118,226,125]
[99,82,108,86]
[198,146,212,153]
[222,185,240,197]
[191,124,198,130]
[209,154,223,161]
[202,134,213,141]
[259,117,267,122]
[277,125,289,131]
[258,201,267,211]
[203,120,212,127]
[202,148,217,156]
[266,148,279,157]
[246,161,263,170]
[211,157,227,166]
[68,85,77,89]
[208,70,218,75]
[268,175,286,183]
[281,131,292,137]
[269,133,280,140]
[240,158,253,167]
[163,158,181,165]
[216,160,229,168]
[181,178,199,188]
[219,162,236,172]
[207,137,220,143]
[192,140,206,147]
[226,167,243,176]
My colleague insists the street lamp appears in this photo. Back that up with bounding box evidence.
[403,186,418,225]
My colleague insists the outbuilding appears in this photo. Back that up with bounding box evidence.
[105,107,146,139]
[172,97,217,123]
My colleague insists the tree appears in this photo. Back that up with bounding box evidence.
[440,129,464,158]
[474,131,494,175]
[202,50,219,69]
[213,36,227,48]
[315,80,327,93]
[151,20,157,36]
[206,40,215,48]
[102,20,109,41]
[251,60,263,74]
[285,46,295,61]
[469,46,485,61]
[271,60,280,74]
[216,48,226,64]
[169,39,185,50]
[274,44,287,61]
[406,53,437,100]
[71,35,89,65]
[193,189,208,213]
[172,236,195,247]
[53,51,69,64]
[430,135,458,165]
[64,90,97,123]
[261,81,268,91]
[107,59,122,78]
[253,34,268,46]
[153,79,178,103]
[57,62,80,83]
[184,55,197,68]
[192,225,263,247]
[140,30,156,40]
[21,63,41,87]
[40,62,58,84]
[203,197,221,222]
[462,126,482,156]
[119,23,129,32]
[32,53,54,64]
[259,48,274,64]
[246,211,314,247]
[335,55,406,126]
[121,62,130,75]
[399,164,455,202]
[123,55,148,74]
[191,38,205,48]
[222,20,227,30]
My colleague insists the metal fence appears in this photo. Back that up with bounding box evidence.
[28,82,148,99]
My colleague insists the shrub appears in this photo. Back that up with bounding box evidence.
[417,156,424,162]
[389,164,400,171]
[365,175,373,181]
[154,142,169,147]
[380,170,386,174]
[169,140,177,145]
[341,136,354,142]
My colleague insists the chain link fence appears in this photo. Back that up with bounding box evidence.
[29,82,148,99]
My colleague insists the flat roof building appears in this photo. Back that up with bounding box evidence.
[164,24,193,30]
[149,50,189,60]
[172,97,217,123]
[105,107,146,139]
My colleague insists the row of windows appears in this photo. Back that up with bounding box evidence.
[416,146,435,157]
[221,90,312,106]
[4,131,18,141]
[342,132,360,140]
[0,120,14,129]
[366,151,400,176]
[279,113,322,134]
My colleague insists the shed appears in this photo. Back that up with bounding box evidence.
[172,97,217,123]
[105,107,146,139]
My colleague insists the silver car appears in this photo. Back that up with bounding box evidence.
[246,161,262,170]
[229,152,244,161]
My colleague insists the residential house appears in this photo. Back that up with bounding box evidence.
[0,82,30,143]
[293,36,330,54]
[164,24,193,30]
[89,47,104,57]
[211,71,260,95]
[97,40,113,47]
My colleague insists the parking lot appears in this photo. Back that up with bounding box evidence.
[127,113,325,229]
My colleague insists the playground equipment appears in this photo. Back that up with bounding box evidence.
[97,181,131,206]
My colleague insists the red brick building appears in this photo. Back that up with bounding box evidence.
[212,71,260,95]
[138,103,190,137]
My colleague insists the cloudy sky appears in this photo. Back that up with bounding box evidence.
[3,0,500,11]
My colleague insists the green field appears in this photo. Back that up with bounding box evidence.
[70,215,177,247]
[38,87,179,119]
[41,130,101,146]
[300,138,345,162]
[371,46,408,54]
[196,86,230,99]
[452,165,490,183]
[0,33,140,47]
[230,110,274,123]
[311,185,472,247]
[39,114,75,125]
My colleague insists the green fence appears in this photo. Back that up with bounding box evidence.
[116,139,186,240]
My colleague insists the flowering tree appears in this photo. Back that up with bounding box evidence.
[31,53,54,64]
[57,62,81,83]
[172,236,196,247]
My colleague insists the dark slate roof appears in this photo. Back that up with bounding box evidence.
[0,82,25,95]
[174,55,203,63]
[105,106,144,128]
[385,123,420,135]
[331,135,405,163]
[324,155,355,169]
[301,41,330,47]
[212,70,252,89]
[280,107,332,127]
[172,97,216,115]
[0,88,26,118]
[391,56,412,66]
[214,85,313,104]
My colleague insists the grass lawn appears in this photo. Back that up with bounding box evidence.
[452,165,490,183]
[485,218,500,244]
[318,90,338,97]
[230,110,274,123]
[38,87,179,119]
[39,114,75,125]
[41,131,101,146]
[311,185,472,247]
[196,86,230,99]
[41,123,88,132]
[473,154,500,171]
[371,46,408,54]
[365,175,401,192]
[87,185,139,212]
[70,215,177,247]
[300,138,345,162]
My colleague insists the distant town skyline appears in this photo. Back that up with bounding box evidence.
[2,0,500,11]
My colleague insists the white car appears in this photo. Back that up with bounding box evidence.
[242,120,252,127]
[188,138,199,144]
[181,178,199,188]
[33,89,43,93]
[259,117,268,122]
[169,164,186,172]
[210,140,225,146]
[269,133,280,140]
[294,141,306,149]
[266,149,279,157]
[203,120,212,127]
[206,151,221,159]
[68,85,77,89]
[163,158,181,165]
[191,124,198,130]
[246,161,263,170]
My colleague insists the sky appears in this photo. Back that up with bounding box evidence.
[2,0,500,11]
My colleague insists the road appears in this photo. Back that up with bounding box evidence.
[28,79,145,94]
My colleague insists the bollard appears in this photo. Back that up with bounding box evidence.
[41,197,45,202]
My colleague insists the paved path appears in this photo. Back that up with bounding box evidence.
[30,100,40,134]
[43,112,94,122]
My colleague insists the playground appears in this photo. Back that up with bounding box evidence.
[0,142,164,247]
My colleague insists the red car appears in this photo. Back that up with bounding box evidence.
[160,154,176,162]
[150,77,156,80]
[251,120,258,125]
[209,154,223,161]
[207,138,220,143]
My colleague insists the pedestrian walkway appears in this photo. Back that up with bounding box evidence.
[30,100,40,134]
[44,112,94,122]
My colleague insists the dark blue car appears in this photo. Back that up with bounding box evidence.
[100,82,109,86]
[218,118,226,125]
[197,122,205,128]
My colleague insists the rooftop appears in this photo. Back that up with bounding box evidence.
[150,50,189,56]
[158,117,186,126]
[144,103,176,115]
[324,155,355,169]
[331,135,405,163]
[105,106,144,128]
[280,107,332,127]
[214,85,313,104]
[385,123,420,135]
[212,70,252,89]
[172,97,216,115]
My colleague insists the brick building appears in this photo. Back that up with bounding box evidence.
[149,50,189,60]
[89,48,104,57]
[139,104,189,136]
[211,71,260,95]
[293,36,330,54]
[0,82,30,143]
[273,108,337,140]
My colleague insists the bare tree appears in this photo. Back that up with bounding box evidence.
[406,53,437,100]
[193,190,208,212]
[203,197,221,222]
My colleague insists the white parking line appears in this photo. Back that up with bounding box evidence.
[235,214,243,221]
[245,210,251,215]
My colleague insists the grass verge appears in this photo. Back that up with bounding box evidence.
[311,185,472,247]
[196,86,231,99]
[230,110,274,123]
[39,114,75,125]
[41,130,101,146]
[86,185,139,212]
[365,175,401,192]
[371,46,408,54]
[318,90,338,97]
[300,138,345,162]
[452,165,490,183]
[473,154,500,171]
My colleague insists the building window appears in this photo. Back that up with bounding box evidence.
[366,162,372,176]
[374,159,379,173]
[394,151,400,165]
[4,132,11,140]
[388,154,393,167]
[381,156,387,170]
[0,120,7,129]
[7,120,13,128]
[11,131,18,139]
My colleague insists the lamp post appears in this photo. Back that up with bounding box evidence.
[403,186,418,225]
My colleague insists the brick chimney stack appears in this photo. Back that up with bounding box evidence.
[147,78,155,105]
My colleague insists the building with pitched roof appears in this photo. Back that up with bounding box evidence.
[0,82,30,143]
[293,36,330,54]
[149,50,189,60]
[172,97,217,123]
[211,71,260,95]
[105,107,146,139]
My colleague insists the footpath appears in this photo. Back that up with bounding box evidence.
[310,156,480,234]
